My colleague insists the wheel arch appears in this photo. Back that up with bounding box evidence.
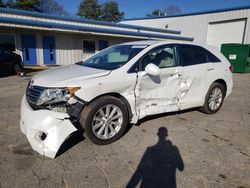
[213,79,227,95]
[86,92,133,121]
[201,78,228,108]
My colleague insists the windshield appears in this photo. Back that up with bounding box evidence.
[77,45,147,70]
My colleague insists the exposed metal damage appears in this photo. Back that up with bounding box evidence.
[179,79,194,98]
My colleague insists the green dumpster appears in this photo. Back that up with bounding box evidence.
[221,43,250,73]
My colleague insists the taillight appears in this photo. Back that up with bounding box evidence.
[229,65,233,72]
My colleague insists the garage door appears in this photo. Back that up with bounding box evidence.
[206,19,246,49]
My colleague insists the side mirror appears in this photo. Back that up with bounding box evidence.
[145,63,160,76]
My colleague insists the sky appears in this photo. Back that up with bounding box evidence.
[59,0,250,19]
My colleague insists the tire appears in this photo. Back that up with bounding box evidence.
[200,82,226,114]
[80,96,129,145]
[13,63,22,74]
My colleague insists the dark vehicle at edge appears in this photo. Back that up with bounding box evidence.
[0,48,23,75]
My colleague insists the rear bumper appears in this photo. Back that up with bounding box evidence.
[225,72,233,99]
[20,95,77,158]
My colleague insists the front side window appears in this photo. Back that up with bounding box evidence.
[78,45,147,70]
[141,45,176,70]
[181,45,208,66]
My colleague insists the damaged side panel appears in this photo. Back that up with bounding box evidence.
[137,65,209,118]
[75,71,139,123]
[137,67,181,119]
[178,64,215,110]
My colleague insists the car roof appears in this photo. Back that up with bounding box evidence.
[123,40,198,46]
[123,40,161,46]
[121,40,218,53]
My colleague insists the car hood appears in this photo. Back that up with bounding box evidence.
[32,64,111,87]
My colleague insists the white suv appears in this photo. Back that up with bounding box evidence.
[20,40,233,158]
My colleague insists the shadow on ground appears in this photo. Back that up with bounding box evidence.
[126,127,184,188]
[55,131,85,158]
[56,109,198,158]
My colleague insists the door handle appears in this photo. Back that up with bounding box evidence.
[169,72,182,77]
[207,67,214,71]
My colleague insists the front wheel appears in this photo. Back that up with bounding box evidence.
[80,96,129,145]
[200,82,226,114]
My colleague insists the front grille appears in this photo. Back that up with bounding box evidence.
[26,85,45,108]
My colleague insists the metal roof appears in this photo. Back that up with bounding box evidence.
[0,8,194,41]
[0,17,194,41]
[122,5,250,21]
[0,8,181,34]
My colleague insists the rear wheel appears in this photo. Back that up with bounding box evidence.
[200,82,226,114]
[80,96,129,145]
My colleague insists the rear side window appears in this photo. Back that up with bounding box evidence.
[206,50,221,62]
[180,45,208,66]
[180,45,221,66]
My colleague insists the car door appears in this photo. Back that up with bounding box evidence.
[136,44,182,119]
[177,44,215,110]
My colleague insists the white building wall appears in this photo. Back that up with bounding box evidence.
[0,28,136,66]
[121,9,250,45]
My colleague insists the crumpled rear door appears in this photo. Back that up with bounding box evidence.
[137,66,182,119]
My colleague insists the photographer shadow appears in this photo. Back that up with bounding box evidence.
[126,127,184,188]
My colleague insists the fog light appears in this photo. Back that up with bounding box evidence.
[40,132,47,141]
[36,131,47,141]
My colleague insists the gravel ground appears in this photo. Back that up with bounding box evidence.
[0,73,249,188]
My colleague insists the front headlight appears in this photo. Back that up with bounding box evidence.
[36,87,80,106]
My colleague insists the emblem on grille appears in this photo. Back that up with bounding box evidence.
[30,80,34,85]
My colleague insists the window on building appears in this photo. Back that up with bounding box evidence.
[0,34,15,51]
[99,40,108,51]
[83,40,95,53]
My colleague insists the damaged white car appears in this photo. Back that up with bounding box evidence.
[20,40,233,158]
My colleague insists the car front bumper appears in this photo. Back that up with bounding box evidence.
[20,95,77,158]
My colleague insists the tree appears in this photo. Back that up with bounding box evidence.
[100,1,124,22]
[152,9,165,16]
[77,0,124,22]
[0,0,6,7]
[15,0,41,12]
[40,0,68,16]
[165,4,181,16]
[77,0,101,20]
[6,0,15,8]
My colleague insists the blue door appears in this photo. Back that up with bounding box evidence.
[43,36,56,65]
[21,34,37,65]
[99,40,108,51]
